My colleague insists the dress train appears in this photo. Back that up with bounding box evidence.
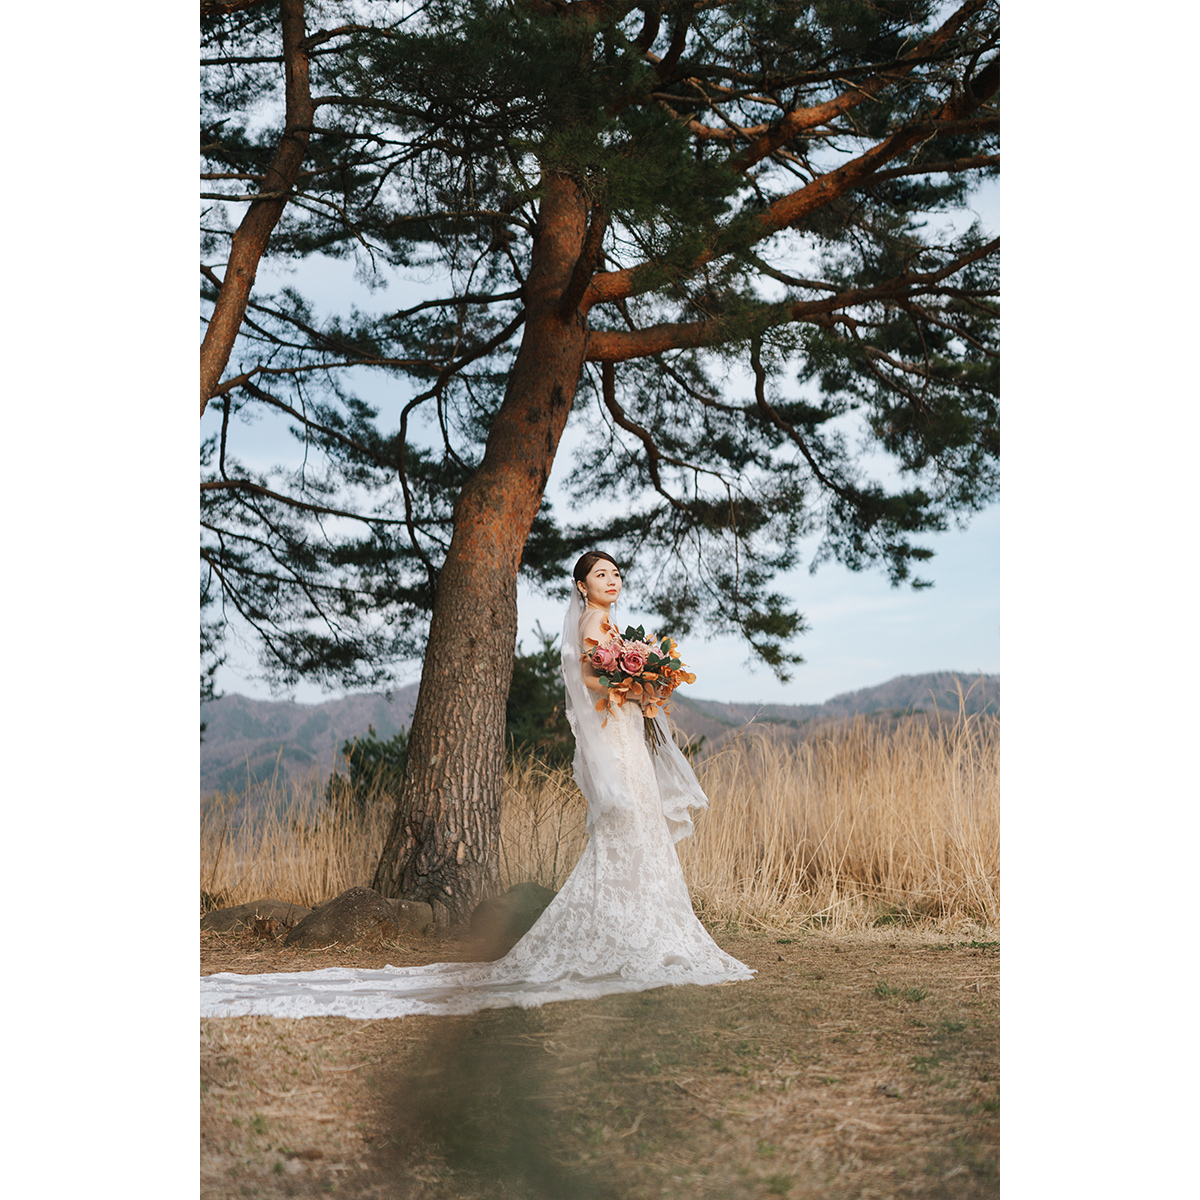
[200,676,752,1019]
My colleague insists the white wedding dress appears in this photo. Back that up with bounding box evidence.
[199,606,753,1020]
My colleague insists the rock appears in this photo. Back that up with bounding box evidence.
[201,898,312,934]
[284,886,402,948]
[386,898,435,935]
[469,882,557,955]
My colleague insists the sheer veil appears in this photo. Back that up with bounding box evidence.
[198,585,750,1019]
[560,593,709,843]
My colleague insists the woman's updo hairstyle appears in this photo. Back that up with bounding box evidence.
[572,551,620,605]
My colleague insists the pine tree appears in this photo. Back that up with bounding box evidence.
[201,0,999,922]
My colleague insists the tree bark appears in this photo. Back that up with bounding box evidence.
[372,175,592,924]
[200,0,313,416]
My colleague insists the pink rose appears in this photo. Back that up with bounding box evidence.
[620,648,648,674]
[592,644,619,672]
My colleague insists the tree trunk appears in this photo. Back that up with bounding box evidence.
[200,0,312,416]
[372,175,591,925]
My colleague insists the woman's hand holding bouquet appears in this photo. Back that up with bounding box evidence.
[583,622,697,752]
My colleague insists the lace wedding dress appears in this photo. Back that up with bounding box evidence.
[199,605,753,1020]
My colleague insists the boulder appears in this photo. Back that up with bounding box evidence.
[201,898,312,934]
[469,882,557,955]
[386,898,436,935]
[284,886,403,948]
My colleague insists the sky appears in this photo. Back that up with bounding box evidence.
[205,181,999,709]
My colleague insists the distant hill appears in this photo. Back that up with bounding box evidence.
[679,671,999,731]
[200,671,996,795]
[201,685,419,795]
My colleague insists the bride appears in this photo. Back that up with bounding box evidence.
[200,552,754,1018]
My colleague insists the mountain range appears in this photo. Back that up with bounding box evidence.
[200,671,998,796]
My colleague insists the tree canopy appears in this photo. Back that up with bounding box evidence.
[201,0,999,695]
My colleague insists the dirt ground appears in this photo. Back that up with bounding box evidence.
[200,924,998,1199]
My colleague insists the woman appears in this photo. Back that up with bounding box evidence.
[199,553,753,1018]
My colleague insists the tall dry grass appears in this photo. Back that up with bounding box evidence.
[201,787,394,911]
[201,709,998,932]
[681,714,999,931]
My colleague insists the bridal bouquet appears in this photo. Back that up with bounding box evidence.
[583,622,697,753]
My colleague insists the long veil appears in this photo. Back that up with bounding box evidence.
[560,595,708,842]
[199,592,749,1019]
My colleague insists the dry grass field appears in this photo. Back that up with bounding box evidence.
[202,711,999,934]
[201,927,999,1199]
[200,711,999,1198]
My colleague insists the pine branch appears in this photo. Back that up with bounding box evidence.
[868,153,999,184]
[385,290,523,323]
[585,56,1000,312]
[585,237,998,362]
[201,0,273,16]
[200,0,314,416]
[559,205,609,320]
[599,362,692,515]
[211,357,434,396]
[748,337,856,509]
[201,479,413,525]
[730,1,990,171]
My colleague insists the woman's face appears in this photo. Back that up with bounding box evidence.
[579,560,622,608]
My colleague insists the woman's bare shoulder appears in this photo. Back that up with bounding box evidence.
[579,608,612,644]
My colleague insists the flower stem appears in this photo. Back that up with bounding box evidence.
[643,716,664,755]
